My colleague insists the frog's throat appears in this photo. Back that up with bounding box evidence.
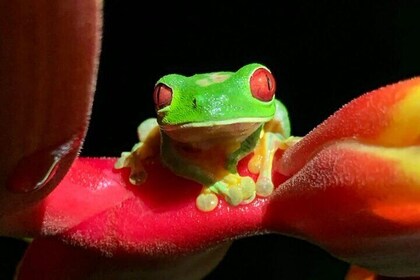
[160,120,265,145]
[160,116,272,131]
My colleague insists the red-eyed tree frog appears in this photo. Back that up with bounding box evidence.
[115,63,294,211]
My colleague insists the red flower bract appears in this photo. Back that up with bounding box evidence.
[10,77,420,278]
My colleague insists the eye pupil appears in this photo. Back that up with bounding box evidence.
[250,68,276,102]
[266,75,272,90]
[153,83,173,109]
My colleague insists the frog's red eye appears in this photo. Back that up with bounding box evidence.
[250,68,276,102]
[153,83,173,109]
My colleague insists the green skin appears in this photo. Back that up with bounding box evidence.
[115,63,291,211]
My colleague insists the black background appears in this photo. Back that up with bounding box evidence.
[3,1,420,279]
[84,1,420,159]
[87,1,420,279]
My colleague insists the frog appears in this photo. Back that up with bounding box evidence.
[114,63,293,212]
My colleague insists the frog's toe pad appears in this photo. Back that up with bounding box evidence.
[225,177,256,206]
[129,170,147,185]
[196,193,219,212]
[240,177,256,204]
[256,177,274,197]
[114,152,131,169]
[226,186,243,206]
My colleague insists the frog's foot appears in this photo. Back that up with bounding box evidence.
[115,150,148,185]
[255,176,274,197]
[250,134,303,197]
[196,174,256,212]
[196,190,219,212]
[114,119,161,186]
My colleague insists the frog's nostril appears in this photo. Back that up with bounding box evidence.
[192,98,197,108]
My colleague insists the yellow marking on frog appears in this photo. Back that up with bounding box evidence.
[248,154,263,174]
[223,173,241,185]
[375,85,420,146]
[195,72,231,87]
[248,131,265,174]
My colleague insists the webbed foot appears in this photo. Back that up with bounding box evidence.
[196,174,256,212]
[115,148,148,185]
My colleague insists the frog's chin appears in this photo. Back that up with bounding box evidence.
[161,118,269,144]
[162,117,271,130]
[177,117,272,128]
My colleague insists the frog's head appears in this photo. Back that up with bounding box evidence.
[153,63,277,143]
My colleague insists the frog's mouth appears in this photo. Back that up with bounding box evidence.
[161,117,270,144]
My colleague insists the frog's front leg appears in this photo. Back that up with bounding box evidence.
[248,99,297,197]
[247,132,280,197]
[161,133,257,212]
[114,118,160,185]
